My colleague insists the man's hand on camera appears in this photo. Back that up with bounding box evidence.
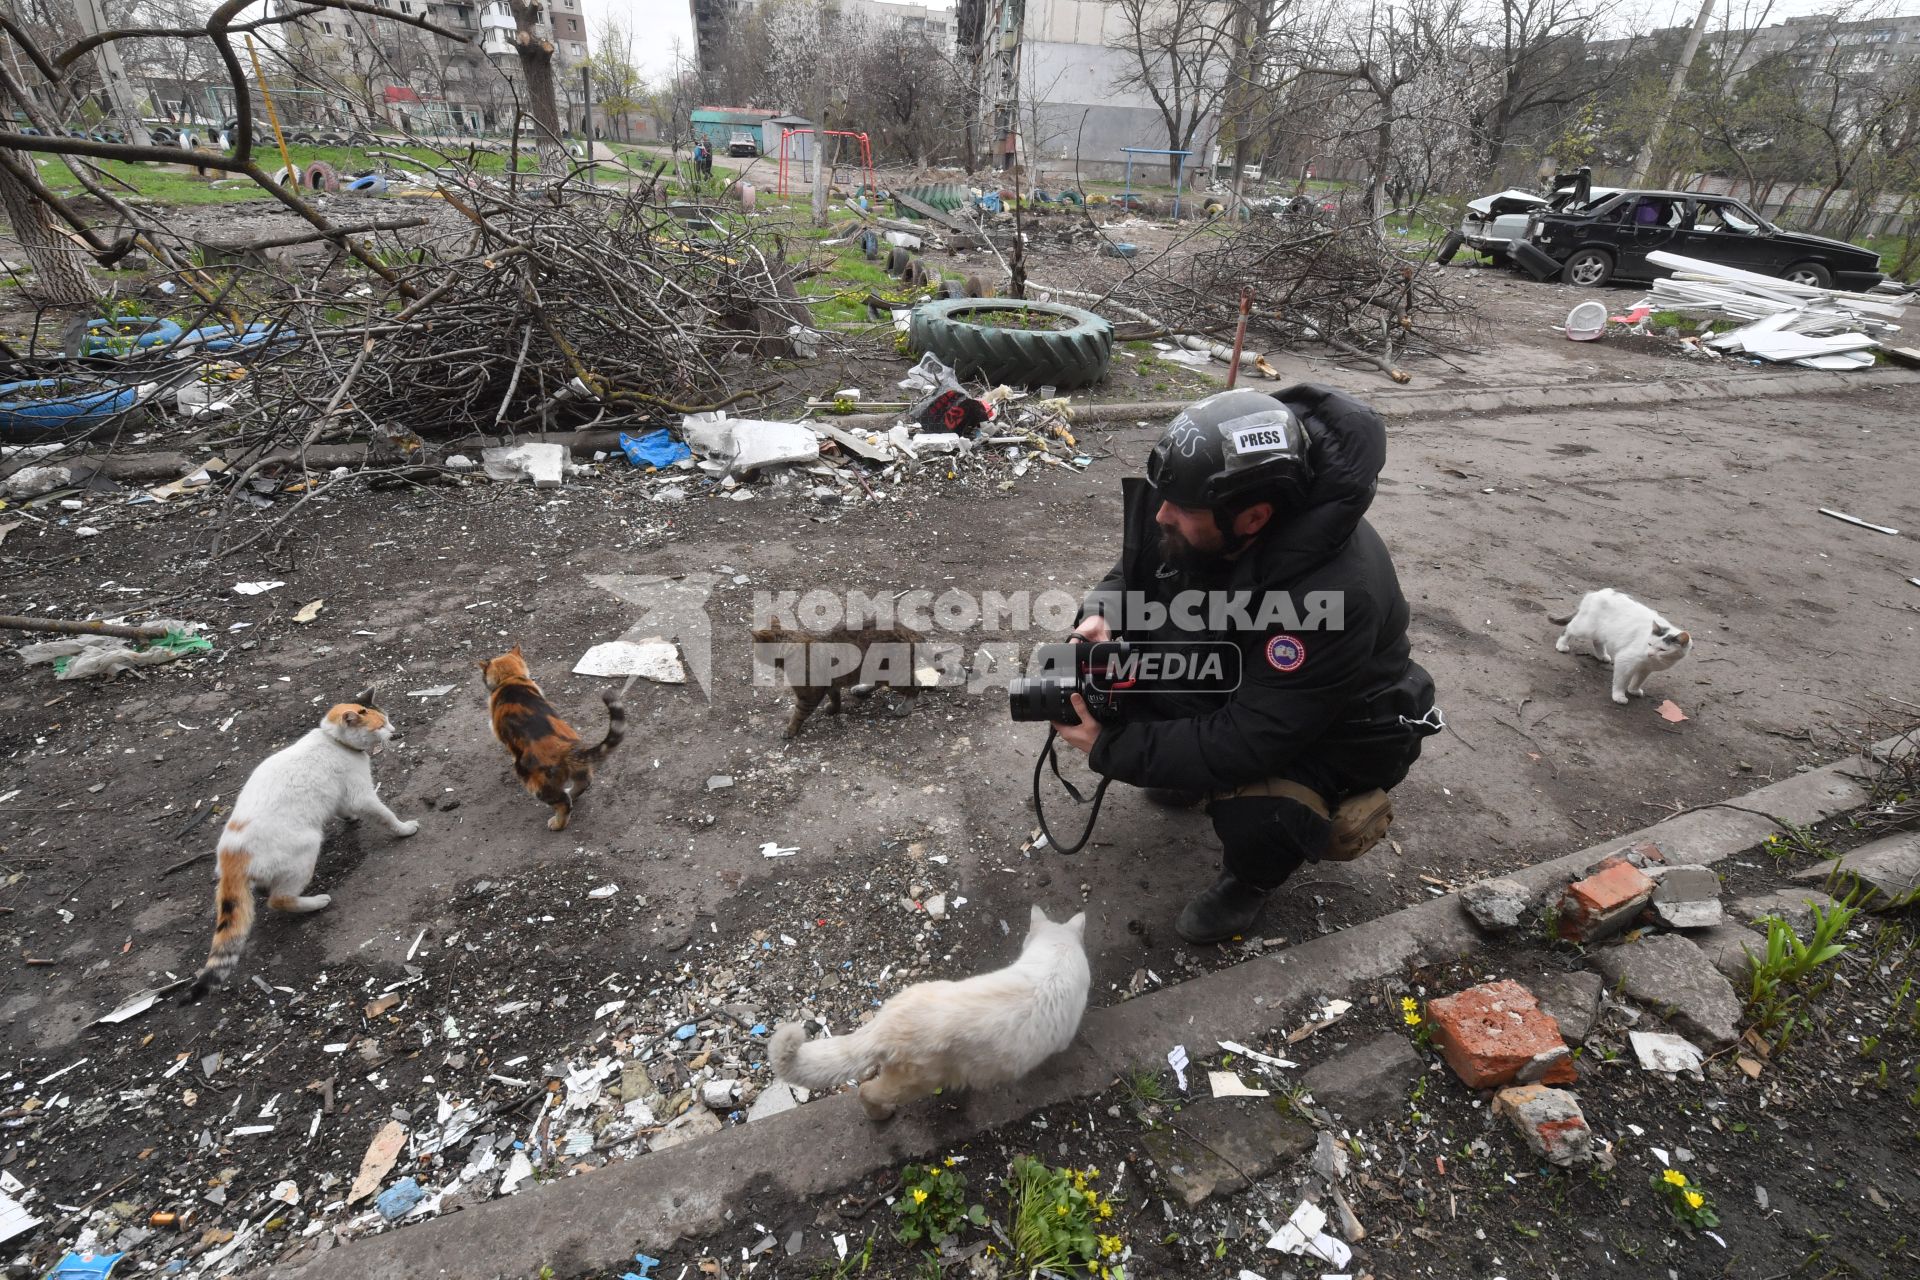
[1074,615,1111,644]
[1051,694,1101,755]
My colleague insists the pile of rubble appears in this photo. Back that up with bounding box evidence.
[1636,250,1910,370]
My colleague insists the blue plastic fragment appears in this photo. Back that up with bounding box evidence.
[673,1023,698,1040]
[375,1175,425,1221]
[976,192,1002,213]
[43,1252,126,1279]
[749,1022,768,1036]
[619,429,691,470]
[628,1253,662,1278]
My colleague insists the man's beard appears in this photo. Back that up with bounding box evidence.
[1160,523,1228,572]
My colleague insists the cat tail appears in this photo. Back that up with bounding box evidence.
[1546,610,1575,625]
[769,1020,883,1089]
[180,850,255,1004]
[572,690,626,765]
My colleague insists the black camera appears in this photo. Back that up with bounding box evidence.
[1008,639,1134,726]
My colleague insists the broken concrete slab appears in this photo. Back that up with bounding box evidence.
[1648,864,1724,929]
[1460,876,1533,935]
[1589,932,1742,1049]
[1523,970,1604,1045]
[1140,1099,1314,1206]
[1559,861,1656,943]
[1428,979,1576,1089]
[1793,831,1920,910]
[1688,923,1760,984]
[650,1105,722,1152]
[1298,1033,1424,1127]
[1734,887,1844,935]
[1493,1084,1593,1167]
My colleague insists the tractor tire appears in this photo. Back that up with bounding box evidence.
[886,245,911,276]
[908,298,1113,391]
[892,183,970,217]
[1435,231,1463,265]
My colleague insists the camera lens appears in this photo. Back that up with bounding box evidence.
[1008,677,1076,723]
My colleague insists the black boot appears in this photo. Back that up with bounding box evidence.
[1176,871,1270,945]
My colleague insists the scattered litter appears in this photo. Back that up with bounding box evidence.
[407,685,456,698]
[292,599,324,623]
[37,1252,124,1278]
[574,639,686,683]
[375,1176,425,1220]
[1819,507,1899,536]
[1265,1199,1352,1266]
[91,987,167,1026]
[588,883,620,899]
[233,581,285,595]
[760,843,799,858]
[1563,300,1607,341]
[619,429,692,470]
[1208,1070,1270,1099]
[0,1172,39,1245]
[1167,1043,1190,1092]
[1288,998,1353,1043]
[1218,1039,1299,1069]
[1656,700,1688,723]
[347,1120,408,1204]
[1629,1030,1705,1074]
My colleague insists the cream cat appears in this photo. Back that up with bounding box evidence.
[1552,589,1693,705]
[181,688,418,1002]
[769,904,1090,1120]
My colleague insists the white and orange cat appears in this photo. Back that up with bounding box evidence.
[181,688,418,1002]
[769,904,1089,1120]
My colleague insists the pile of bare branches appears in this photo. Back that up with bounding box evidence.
[1104,210,1476,376]
[235,169,810,442]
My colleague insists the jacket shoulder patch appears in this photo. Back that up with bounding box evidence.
[1265,633,1307,673]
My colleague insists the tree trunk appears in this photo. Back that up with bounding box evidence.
[0,157,98,304]
[810,83,830,227]
[1369,109,1391,237]
[510,0,567,178]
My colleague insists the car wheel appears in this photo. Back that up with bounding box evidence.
[1435,231,1463,266]
[1783,261,1832,289]
[1562,248,1614,288]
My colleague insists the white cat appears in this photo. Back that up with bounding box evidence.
[1552,589,1693,705]
[181,688,418,1002]
[769,904,1090,1120]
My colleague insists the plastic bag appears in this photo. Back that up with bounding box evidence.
[619,429,692,470]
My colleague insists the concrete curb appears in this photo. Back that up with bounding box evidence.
[1366,365,1920,418]
[275,741,1902,1280]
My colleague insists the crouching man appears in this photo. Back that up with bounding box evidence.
[1050,386,1441,944]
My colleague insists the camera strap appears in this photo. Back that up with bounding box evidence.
[1032,727,1114,856]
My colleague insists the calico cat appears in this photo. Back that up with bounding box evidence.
[1551,588,1693,704]
[182,688,417,1002]
[749,617,924,738]
[770,904,1089,1120]
[479,646,625,830]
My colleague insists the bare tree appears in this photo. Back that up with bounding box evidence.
[1109,0,1236,181]
[589,15,646,141]
[509,0,567,174]
[1477,0,1626,183]
[0,154,98,301]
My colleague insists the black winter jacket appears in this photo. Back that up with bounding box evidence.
[1081,385,1424,793]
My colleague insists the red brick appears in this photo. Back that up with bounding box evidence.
[1428,979,1577,1089]
[1558,861,1656,942]
[1596,840,1667,874]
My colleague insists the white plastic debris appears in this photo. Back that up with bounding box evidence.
[1218,1039,1299,1069]
[573,638,685,683]
[1208,1071,1269,1099]
[407,685,456,699]
[233,580,286,595]
[587,883,619,899]
[727,420,821,477]
[92,988,165,1026]
[481,442,567,488]
[1167,1043,1190,1092]
[0,1172,40,1246]
[1629,1029,1705,1074]
[1265,1200,1352,1266]
[760,842,799,858]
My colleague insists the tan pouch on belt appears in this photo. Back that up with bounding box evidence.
[1209,780,1394,862]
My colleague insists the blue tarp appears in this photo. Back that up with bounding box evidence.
[619,430,691,470]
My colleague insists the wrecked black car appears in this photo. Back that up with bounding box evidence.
[1513,190,1884,291]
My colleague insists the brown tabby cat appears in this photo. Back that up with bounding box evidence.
[478,646,626,830]
[750,618,924,738]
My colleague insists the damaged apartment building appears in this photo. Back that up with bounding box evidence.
[273,0,591,136]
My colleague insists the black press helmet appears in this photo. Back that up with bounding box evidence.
[1145,389,1314,515]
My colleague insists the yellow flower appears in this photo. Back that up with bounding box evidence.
[1086,1167,1100,1179]
[1098,1201,1114,1219]
[1684,1190,1705,1210]
[1057,1203,1069,1216]
[943,1157,956,1167]
[1402,996,1419,1013]
[1084,1189,1098,1204]
[1098,1234,1122,1255]
[1403,1010,1423,1026]
[1662,1169,1688,1188]
[912,1188,928,1205]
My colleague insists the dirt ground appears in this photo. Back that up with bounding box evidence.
[2,181,1919,1275]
